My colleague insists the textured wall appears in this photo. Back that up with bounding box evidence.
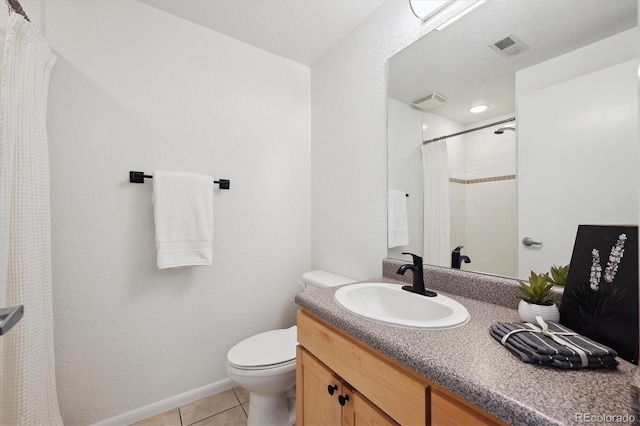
[310,0,467,279]
[44,1,310,424]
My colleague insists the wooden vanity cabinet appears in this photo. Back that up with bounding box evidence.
[296,309,506,426]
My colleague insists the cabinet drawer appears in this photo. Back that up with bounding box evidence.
[297,309,429,425]
[431,388,506,426]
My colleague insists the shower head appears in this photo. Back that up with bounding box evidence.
[494,126,516,134]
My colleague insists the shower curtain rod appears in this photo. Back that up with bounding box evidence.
[5,0,29,22]
[422,117,515,145]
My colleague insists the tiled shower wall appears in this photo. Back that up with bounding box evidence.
[448,115,517,277]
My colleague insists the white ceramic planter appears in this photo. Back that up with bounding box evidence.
[517,300,560,323]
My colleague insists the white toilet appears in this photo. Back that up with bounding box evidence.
[226,270,356,426]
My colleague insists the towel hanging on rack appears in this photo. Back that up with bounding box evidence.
[152,171,214,269]
[388,190,410,248]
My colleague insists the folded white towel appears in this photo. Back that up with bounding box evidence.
[152,171,214,269]
[388,190,409,248]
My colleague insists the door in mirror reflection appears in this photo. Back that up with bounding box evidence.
[518,59,638,276]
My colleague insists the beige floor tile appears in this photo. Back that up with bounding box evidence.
[232,387,249,404]
[130,408,181,426]
[241,402,249,416]
[190,406,247,426]
[180,389,240,425]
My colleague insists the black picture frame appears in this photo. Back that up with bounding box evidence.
[560,225,638,364]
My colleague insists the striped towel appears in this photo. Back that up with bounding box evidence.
[489,318,618,369]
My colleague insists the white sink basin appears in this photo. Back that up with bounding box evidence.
[334,283,469,330]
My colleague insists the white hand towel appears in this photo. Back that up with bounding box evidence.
[152,171,214,269]
[388,190,409,248]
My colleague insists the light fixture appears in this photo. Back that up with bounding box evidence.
[467,104,489,114]
[436,0,486,31]
[409,0,455,22]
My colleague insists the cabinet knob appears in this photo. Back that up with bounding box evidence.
[327,384,338,396]
[338,394,350,406]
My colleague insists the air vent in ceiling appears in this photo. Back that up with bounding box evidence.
[412,92,448,110]
[489,33,529,58]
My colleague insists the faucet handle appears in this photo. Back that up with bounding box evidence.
[401,252,423,267]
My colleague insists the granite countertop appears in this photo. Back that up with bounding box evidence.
[295,277,637,426]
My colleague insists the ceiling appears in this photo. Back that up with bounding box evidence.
[388,0,638,125]
[137,0,386,66]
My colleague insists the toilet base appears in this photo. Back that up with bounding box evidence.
[247,391,295,426]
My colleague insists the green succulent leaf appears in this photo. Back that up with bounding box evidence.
[548,264,569,286]
[519,271,553,305]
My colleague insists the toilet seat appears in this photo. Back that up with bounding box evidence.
[227,326,297,370]
[228,358,296,371]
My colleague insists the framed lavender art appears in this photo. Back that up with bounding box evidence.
[560,225,638,364]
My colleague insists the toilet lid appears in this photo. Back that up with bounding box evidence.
[228,326,297,368]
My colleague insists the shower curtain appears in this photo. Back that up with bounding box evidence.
[420,140,451,267]
[0,13,62,426]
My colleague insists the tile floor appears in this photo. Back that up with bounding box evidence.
[131,387,249,426]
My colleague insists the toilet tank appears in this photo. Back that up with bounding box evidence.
[301,270,357,291]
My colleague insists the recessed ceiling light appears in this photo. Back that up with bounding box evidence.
[468,104,489,113]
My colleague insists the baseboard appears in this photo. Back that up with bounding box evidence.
[93,378,235,426]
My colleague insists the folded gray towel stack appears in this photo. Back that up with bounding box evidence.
[490,319,618,369]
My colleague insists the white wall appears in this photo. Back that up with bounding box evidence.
[44,1,310,424]
[310,0,469,279]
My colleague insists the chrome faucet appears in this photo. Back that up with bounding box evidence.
[396,252,437,297]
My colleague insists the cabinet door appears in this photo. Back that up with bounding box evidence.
[352,392,399,426]
[298,347,342,425]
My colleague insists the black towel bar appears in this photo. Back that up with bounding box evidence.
[129,171,230,190]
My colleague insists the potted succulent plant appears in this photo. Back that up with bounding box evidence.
[518,271,560,323]
[548,264,569,286]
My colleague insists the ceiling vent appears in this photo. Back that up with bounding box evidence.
[412,92,448,110]
[489,34,529,58]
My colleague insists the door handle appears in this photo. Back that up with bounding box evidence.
[522,237,542,247]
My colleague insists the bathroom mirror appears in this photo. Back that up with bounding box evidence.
[387,0,638,280]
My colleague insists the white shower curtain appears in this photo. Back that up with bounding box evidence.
[0,13,62,426]
[420,140,451,267]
